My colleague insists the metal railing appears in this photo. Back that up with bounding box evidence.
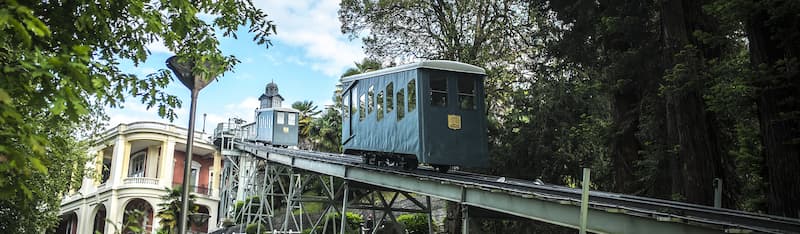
[173,183,213,196]
[124,177,160,185]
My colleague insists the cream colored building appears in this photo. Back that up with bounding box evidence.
[56,122,223,234]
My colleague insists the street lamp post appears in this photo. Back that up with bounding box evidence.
[166,56,215,234]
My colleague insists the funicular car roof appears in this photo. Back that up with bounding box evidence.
[340,60,486,83]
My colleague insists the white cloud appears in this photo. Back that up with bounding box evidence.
[105,100,185,128]
[146,38,173,54]
[225,97,260,112]
[255,0,364,76]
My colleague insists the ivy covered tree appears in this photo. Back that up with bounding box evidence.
[0,0,275,232]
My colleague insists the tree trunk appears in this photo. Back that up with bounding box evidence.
[746,3,800,218]
[444,201,462,233]
[660,0,725,206]
[610,91,642,194]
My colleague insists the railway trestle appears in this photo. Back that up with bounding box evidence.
[216,135,437,233]
[213,122,800,234]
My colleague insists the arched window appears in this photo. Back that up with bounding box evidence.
[377,91,384,121]
[386,82,394,113]
[397,89,405,120]
[407,79,417,112]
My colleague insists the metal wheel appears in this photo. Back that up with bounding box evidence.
[433,165,450,173]
[401,156,418,170]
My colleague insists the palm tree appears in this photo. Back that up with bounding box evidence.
[292,100,321,148]
[341,58,382,78]
[156,187,198,234]
[309,107,342,153]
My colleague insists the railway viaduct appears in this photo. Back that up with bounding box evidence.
[212,122,800,234]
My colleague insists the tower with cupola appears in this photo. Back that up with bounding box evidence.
[259,81,283,109]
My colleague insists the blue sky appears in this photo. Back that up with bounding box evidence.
[107,0,364,130]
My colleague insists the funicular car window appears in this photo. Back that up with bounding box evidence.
[430,76,447,107]
[407,79,416,112]
[386,82,394,113]
[343,92,350,119]
[359,94,366,121]
[288,113,296,125]
[368,85,374,114]
[457,78,476,110]
[397,89,405,120]
[351,87,358,120]
[377,91,384,121]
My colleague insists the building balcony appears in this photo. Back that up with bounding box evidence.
[173,183,213,197]
[123,177,160,186]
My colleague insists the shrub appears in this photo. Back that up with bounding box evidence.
[245,222,267,234]
[397,213,433,234]
[323,212,363,233]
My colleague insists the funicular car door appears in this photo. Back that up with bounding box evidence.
[422,69,487,167]
[342,81,358,145]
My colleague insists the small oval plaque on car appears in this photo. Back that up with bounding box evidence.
[448,115,462,130]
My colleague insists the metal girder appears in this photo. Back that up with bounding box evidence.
[241,148,720,234]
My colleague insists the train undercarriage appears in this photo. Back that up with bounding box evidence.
[345,150,451,172]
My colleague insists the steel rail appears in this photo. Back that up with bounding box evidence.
[232,141,800,233]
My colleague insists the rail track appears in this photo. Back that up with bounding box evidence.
[236,141,800,233]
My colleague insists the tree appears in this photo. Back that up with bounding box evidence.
[156,187,198,234]
[0,0,275,232]
[341,58,382,77]
[341,1,607,232]
[739,0,800,218]
[304,58,385,153]
[292,100,322,149]
[309,107,343,153]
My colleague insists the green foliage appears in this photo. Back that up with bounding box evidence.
[293,100,322,149]
[155,186,199,233]
[231,196,275,223]
[309,107,343,153]
[104,209,145,234]
[320,212,363,233]
[339,0,800,219]
[0,0,275,231]
[245,222,267,234]
[396,213,433,234]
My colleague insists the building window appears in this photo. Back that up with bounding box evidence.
[209,171,214,192]
[190,160,201,192]
[277,112,285,124]
[457,79,476,110]
[377,91,384,121]
[397,89,405,120]
[102,159,111,183]
[191,168,199,189]
[273,98,281,108]
[128,151,146,178]
[407,79,416,112]
[430,76,447,107]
